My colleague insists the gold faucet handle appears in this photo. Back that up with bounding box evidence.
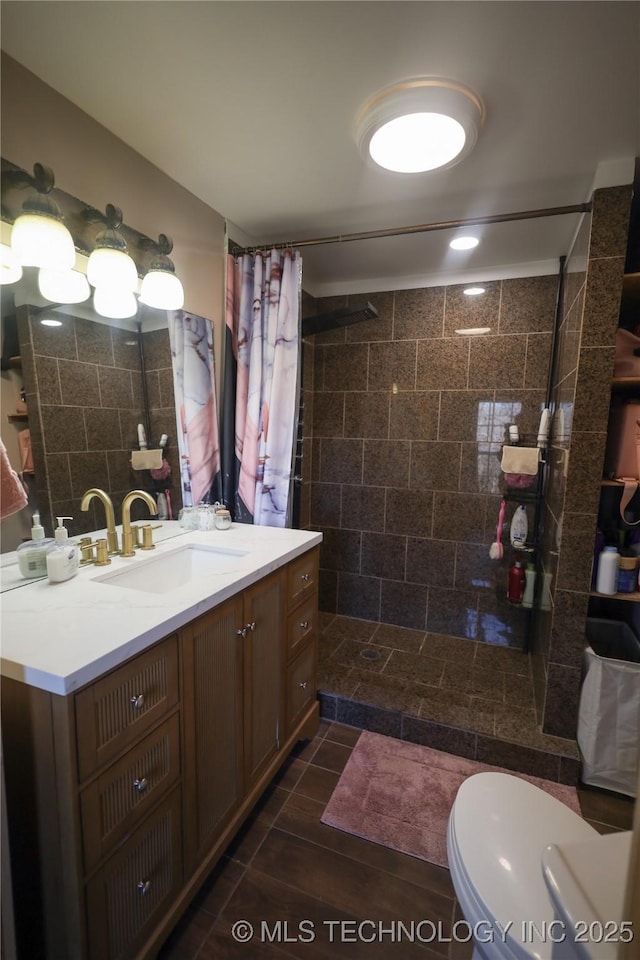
[80,540,96,565]
[95,539,110,566]
[140,524,162,551]
[80,538,111,566]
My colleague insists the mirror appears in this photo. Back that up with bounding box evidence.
[1,273,182,555]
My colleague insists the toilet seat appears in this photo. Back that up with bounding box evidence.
[447,772,598,960]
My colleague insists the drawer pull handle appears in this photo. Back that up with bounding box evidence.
[133,777,148,793]
[130,694,145,710]
[299,681,308,690]
[299,620,309,630]
[301,573,310,582]
[137,879,151,896]
[236,627,247,638]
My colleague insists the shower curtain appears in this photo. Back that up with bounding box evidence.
[168,309,222,507]
[221,248,301,527]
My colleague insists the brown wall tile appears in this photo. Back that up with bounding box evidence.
[393,287,444,340]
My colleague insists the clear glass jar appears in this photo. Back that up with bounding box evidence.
[178,506,197,530]
[197,504,216,531]
[215,508,232,530]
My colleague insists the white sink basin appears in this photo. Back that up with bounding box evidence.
[94,544,249,594]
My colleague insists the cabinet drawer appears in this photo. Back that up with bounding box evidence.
[75,636,179,782]
[85,787,182,960]
[287,597,316,661]
[286,640,316,736]
[80,713,181,873]
[287,549,318,611]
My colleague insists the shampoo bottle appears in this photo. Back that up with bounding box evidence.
[46,517,80,583]
[16,512,55,578]
[595,546,619,596]
[509,505,528,548]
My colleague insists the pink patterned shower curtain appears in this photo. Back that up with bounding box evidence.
[222,248,301,526]
[168,309,221,507]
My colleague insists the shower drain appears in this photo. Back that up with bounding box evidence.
[360,648,381,661]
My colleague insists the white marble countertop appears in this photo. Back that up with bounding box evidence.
[0,521,322,696]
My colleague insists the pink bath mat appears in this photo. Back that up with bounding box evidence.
[321,730,581,868]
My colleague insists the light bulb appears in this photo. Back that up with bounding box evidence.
[87,247,138,291]
[11,212,76,270]
[140,269,184,310]
[38,268,90,304]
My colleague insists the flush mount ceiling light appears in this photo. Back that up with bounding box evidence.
[450,236,480,251]
[356,77,484,174]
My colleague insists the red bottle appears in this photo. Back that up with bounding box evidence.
[507,560,526,603]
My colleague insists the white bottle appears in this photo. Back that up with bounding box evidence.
[509,505,528,547]
[595,546,620,596]
[16,512,55,578]
[46,517,80,583]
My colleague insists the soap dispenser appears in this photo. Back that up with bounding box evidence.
[46,517,80,583]
[16,512,55,578]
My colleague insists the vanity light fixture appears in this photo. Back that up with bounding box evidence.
[450,236,479,251]
[93,286,137,320]
[9,163,76,270]
[463,285,486,296]
[356,77,485,174]
[85,204,138,291]
[0,243,22,285]
[139,234,185,310]
[38,268,90,305]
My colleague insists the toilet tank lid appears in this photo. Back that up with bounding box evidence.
[450,773,597,953]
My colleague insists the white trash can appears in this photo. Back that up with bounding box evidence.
[577,618,640,797]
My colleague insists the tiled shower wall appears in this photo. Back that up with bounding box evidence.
[305,275,559,648]
[533,184,633,738]
[17,307,179,536]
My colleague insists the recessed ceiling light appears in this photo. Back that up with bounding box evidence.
[356,77,484,174]
[40,317,63,327]
[450,236,479,251]
[463,286,486,296]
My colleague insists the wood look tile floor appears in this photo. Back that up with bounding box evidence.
[158,721,635,960]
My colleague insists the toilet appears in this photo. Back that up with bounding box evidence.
[447,772,598,960]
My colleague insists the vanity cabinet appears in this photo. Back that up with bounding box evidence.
[1,546,320,960]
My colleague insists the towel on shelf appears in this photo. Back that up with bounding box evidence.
[501,445,540,476]
[0,439,28,519]
[131,449,163,471]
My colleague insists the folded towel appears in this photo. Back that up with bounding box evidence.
[500,445,540,476]
[0,439,28,519]
[131,449,163,471]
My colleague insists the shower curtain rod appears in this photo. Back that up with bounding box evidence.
[232,202,592,254]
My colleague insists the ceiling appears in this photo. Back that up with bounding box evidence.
[2,1,639,298]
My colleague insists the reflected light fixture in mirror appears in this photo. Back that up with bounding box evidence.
[139,234,184,310]
[38,268,90,305]
[93,286,137,319]
[1,243,22,285]
[356,77,484,174]
[9,163,76,270]
[464,285,486,296]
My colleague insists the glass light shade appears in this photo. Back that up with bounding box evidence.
[356,77,484,175]
[38,268,90,304]
[369,112,466,173]
[87,246,138,291]
[139,269,185,310]
[11,212,76,269]
[0,243,22,285]
[93,286,138,319]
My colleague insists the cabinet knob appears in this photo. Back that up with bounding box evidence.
[301,573,310,582]
[299,620,309,630]
[137,879,151,896]
[133,777,148,793]
[130,693,145,710]
[247,620,256,632]
[299,681,308,690]
[236,627,247,638]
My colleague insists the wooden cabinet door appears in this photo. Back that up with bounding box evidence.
[242,570,284,793]
[182,594,244,873]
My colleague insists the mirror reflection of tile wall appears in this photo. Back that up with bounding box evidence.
[17,306,179,537]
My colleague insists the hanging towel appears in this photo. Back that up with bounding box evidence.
[500,445,540,476]
[0,439,28,519]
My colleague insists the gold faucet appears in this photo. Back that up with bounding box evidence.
[80,488,120,556]
[121,490,158,557]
